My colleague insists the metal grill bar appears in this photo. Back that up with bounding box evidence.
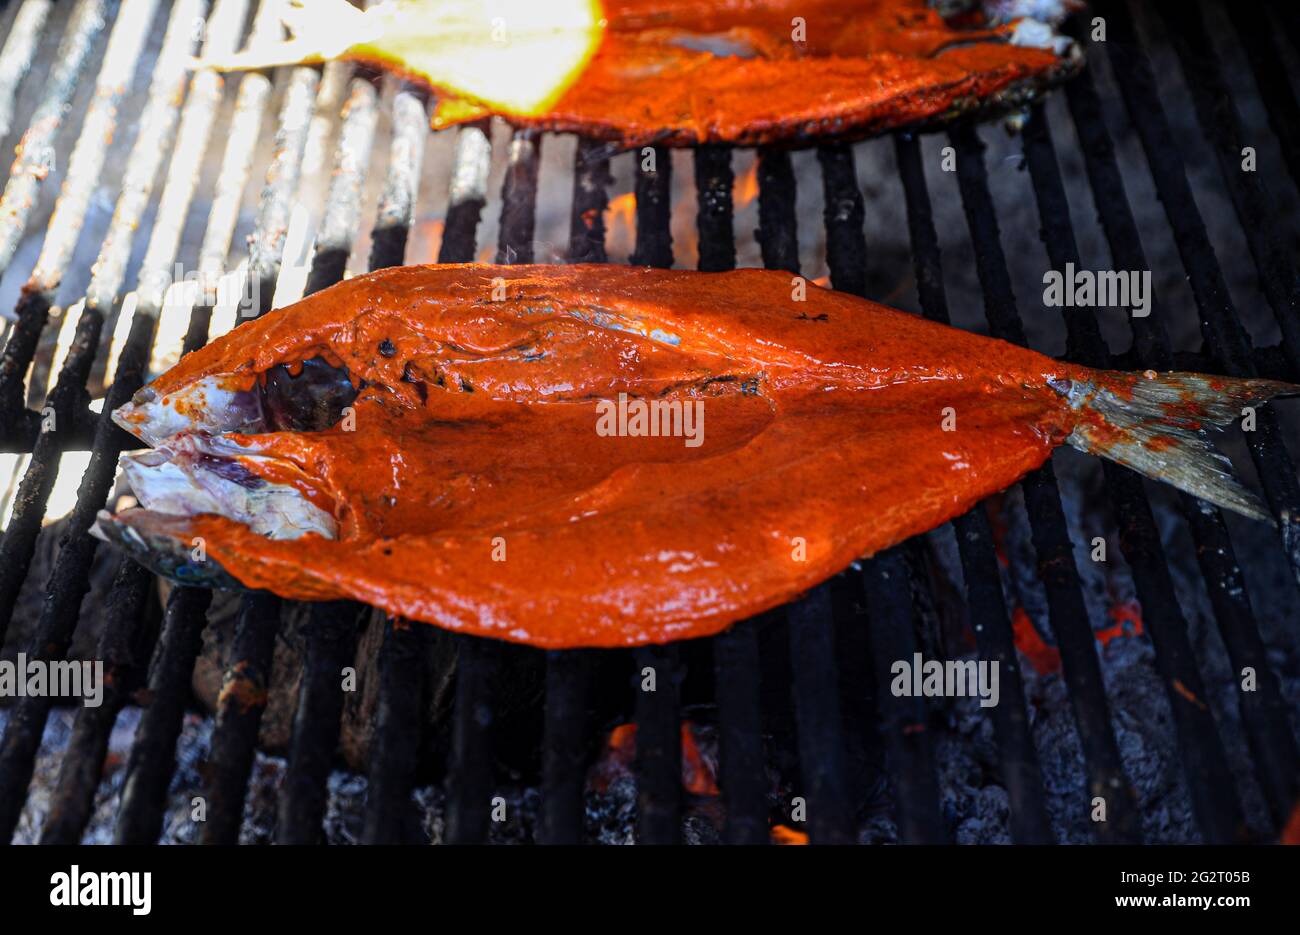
[1224,3,1300,194]
[356,85,434,846]
[568,137,611,264]
[893,132,1052,844]
[754,147,798,274]
[816,140,945,842]
[496,128,540,264]
[369,84,428,271]
[362,617,427,844]
[200,590,279,844]
[630,145,672,269]
[1021,104,1244,843]
[539,649,592,844]
[271,61,388,845]
[114,585,211,843]
[634,643,682,844]
[949,122,1141,842]
[438,120,489,264]
[1154,0,1300,376]
[0,0,52,140]
[693,144,734,273]
[1062,45,1300,831]
[691,144,770,845]
[1099,0,1300,593]
[0,0,106,293]
[38,554,155,843]
[276,601,362,844]
[749,149,857,844]
[445,634,496,844]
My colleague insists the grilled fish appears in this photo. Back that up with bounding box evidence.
[202,0,1082,148]
[94,264,1290,648]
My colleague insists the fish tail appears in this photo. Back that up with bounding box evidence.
[1056,370,1297,522]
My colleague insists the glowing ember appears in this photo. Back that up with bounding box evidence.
[770,824,809,845]
[1011,605,1062,676]
[1096,599,1144,648]
[590,721,719,796]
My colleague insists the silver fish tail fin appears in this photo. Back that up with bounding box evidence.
[1057,371,1297,522]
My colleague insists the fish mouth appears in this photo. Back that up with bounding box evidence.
[93,356,360,586]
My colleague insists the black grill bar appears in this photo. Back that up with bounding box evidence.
[893,133,1052,844]
[859,550,946,843]
[276,600,362,844]
[362,617,427,844]
[712,624,768,844]
[1098,0,1300,592]
[949,123,1141,842]
[358,86,435,846]
[630,145,672,268]
[1062,53,1300,830]
[693,144,735,273]
[751,149,855,844]
[1021,104,1244,843]
[1154,0,1300,376]
[369,84,429,271]
[269,61,388,845]
[634,643,682,844]
[690,145,769,845]
[568,137,612,263]
[788,584,853,844]
[755,147,799,274]
[817,140,945,842]
[539,649,593,844]
[200,591,279,844]
[496,128,540,264]
[1224,3,1300,195]
[817,144,867,298]
[438,120,490,264]
[445,634,496,844]
[114,586,212,844]
[39,555,156,843]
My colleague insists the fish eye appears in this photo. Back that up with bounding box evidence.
[261,356,359,432]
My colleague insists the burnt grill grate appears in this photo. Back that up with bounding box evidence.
[0,0,1295,845]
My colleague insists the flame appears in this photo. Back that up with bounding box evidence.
[606,191,637,259]
[199,0,606,120]
[735,162,759,209]
[589,721,719,796]
[771,824,809,845]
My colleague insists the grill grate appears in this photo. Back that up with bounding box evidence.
[0,0,1295,845]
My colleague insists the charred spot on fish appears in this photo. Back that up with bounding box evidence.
[459,376,474,393]
[378,338,397,358]
[401,360,431,404]
[262,356,359,432]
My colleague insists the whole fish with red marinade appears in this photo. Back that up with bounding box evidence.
[94,264,1292,648]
